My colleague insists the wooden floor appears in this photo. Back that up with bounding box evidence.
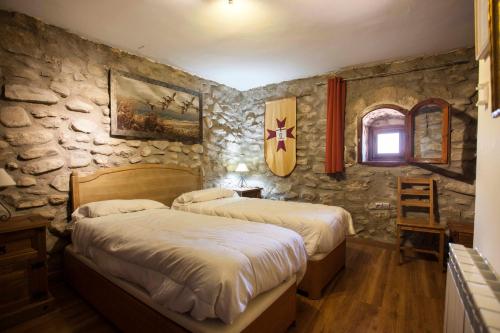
[5,240,446,333]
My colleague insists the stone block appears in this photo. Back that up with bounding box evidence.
[69,152,92,168]
[5,130,53,146]
[49,195,68,205]
[22,158,65,175]
[66,96,95,113]
[91,145,113,156]
[71,118,97,133]
[19,147,58,160]
[4,84,59,104]
[0,106,32,127]
[51,174,70,192]
[50,81,70,97]
[16,176,37,187]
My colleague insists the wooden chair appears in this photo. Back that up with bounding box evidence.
[396,177,445,270]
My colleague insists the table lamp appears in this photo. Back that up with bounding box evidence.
[235,163,249,188]
[0,168,15,221]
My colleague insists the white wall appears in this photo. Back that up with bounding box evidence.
[474,56,500,273]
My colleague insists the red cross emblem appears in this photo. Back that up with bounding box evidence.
[266,118,295,152]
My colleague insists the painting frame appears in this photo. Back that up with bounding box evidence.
[490,0,500,117]
[475,0,490,60]
[110,69,203,143]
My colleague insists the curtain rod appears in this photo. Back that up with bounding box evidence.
[249,59,472,103]
[316,59,472,85]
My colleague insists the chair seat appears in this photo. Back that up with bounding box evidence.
[397,217,446,230]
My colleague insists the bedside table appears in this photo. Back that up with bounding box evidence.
[448,222,474,248]
[233,187,262,198]
[0,215,54,329]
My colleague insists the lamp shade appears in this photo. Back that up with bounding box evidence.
[0,169,15,187]
[235,163,249,173]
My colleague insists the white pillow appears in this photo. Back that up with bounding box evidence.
[73,199,166,220]
[173,188,236,205]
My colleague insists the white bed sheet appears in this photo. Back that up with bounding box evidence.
[173,197,354,257]
[65,245,296,333]
[72,208,306,324]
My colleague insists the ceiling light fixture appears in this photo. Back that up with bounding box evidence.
[228,0,233,4]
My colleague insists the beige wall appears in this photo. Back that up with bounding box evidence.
[474,56,500,273]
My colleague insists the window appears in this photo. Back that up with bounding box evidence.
[408,98,451,164]
[359,106,407,165]
[371,127,405,161]
[358,99,451,166]
[377,132,400,154]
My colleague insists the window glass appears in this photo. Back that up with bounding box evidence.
[377,132,400,154]
[359,106,406,164]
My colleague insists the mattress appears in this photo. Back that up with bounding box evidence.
[173,196,354,257]
[66,245,296,333]
[71,208,307,324]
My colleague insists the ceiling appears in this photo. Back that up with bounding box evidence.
[0,0,474,90]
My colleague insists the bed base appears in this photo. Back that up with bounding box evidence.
[298,240,346,299]
[64,250,296,333]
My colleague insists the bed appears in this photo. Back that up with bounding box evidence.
[172,188,354,299]
[65,164,307,333]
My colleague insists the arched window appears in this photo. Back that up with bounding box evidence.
[358,105,407,165]
[358,99,451,166]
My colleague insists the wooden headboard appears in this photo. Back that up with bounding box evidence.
[71,164,203,210]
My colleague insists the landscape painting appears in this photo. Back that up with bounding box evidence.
[110,70,202,143]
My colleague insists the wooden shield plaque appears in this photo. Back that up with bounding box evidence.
[264,97,297,177]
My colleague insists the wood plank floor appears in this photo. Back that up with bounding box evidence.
[4,239,446,333]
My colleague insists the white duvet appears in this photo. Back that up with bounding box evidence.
[173,197,355,257]
[72,208,307,324]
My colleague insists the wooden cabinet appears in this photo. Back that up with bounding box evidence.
[233,187,262,198]
[448,222,474,248]
[0,215,53,330]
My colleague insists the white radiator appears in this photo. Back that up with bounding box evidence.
[444,244,500,333]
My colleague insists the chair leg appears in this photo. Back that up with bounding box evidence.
[396,226,403,265]
[439,231,445,272]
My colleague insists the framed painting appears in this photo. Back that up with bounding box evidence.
[490,0,500,117]
[475,0,490,60]
[110,70,203,143]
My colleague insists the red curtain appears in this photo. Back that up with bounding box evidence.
[325,77,346,173]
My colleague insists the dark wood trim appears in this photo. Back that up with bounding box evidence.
[358,161,408,167]
[0,215,54,330]
[407,98,451,165]
[64,249,297,333]
[298,240,346,299]
[489,0,500,116]
[234,187,263,198]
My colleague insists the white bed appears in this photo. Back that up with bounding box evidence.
[65,164,307,333]
[172,192,354,258]
[71,206,307,325]
[172,188,354,299]
[66,245,296,333]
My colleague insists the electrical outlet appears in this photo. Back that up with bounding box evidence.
[374,202,390,209]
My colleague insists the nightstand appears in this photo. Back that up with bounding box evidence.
[233,187,262,198]
[448,222,474,248]
[0,215,53,329]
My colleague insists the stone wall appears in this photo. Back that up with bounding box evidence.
[0,10,479,266]
[0,11,242,269]
[235,48,478,242]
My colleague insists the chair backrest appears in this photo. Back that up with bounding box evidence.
[397,177,435,224]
